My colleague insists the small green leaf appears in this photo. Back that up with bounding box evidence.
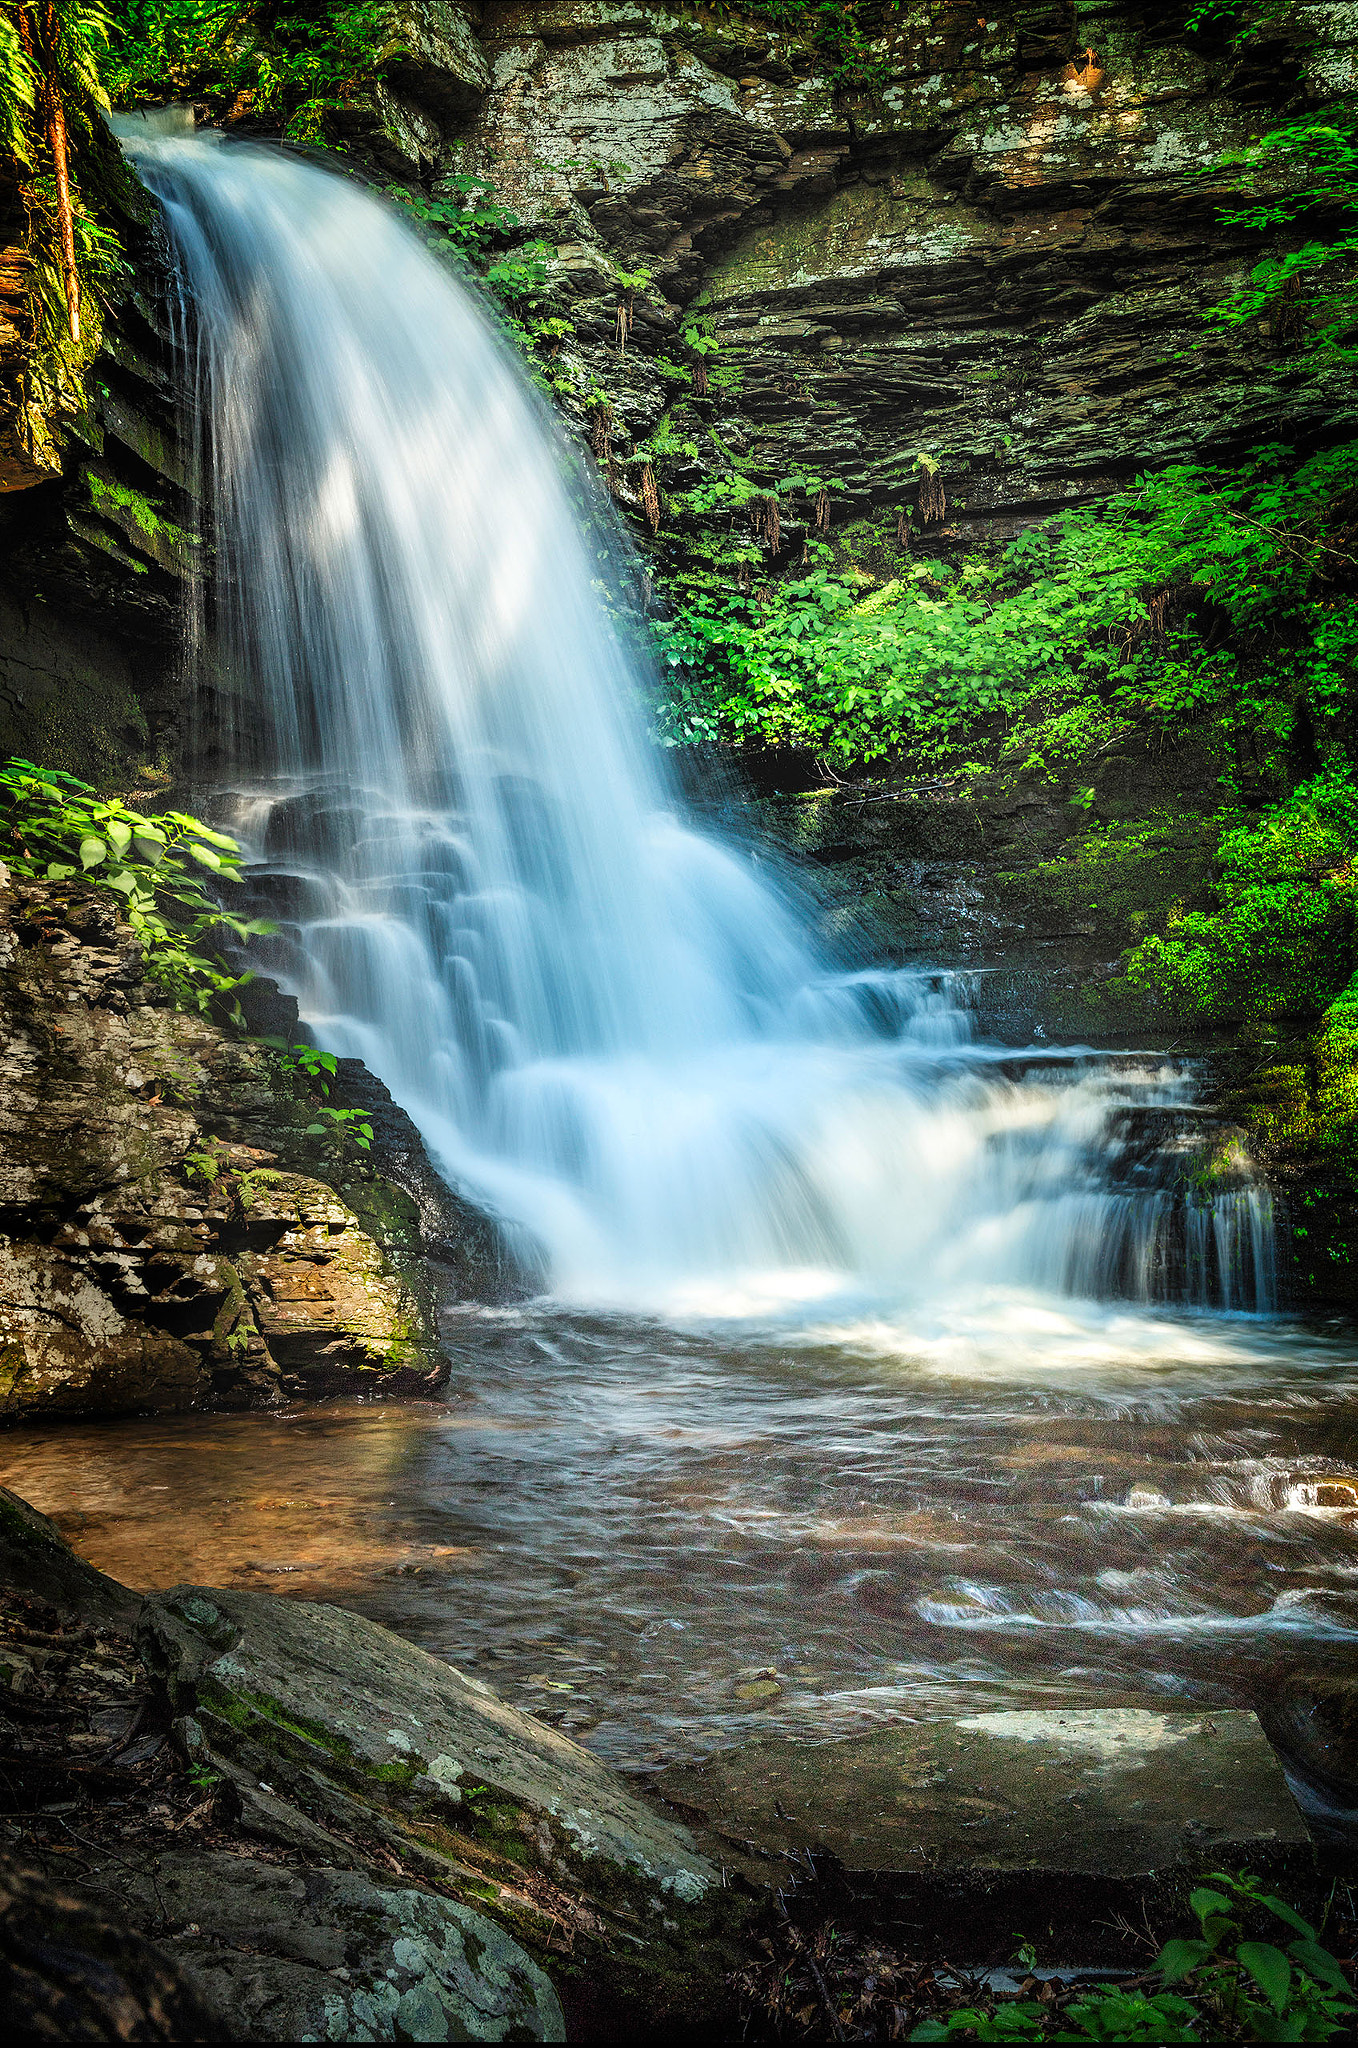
[79,835,107,868]
[105,870,136,895]
[45,862,76,881]
[106,819,132,854]
[304,1123,327,1137]
[1157,1938,1211,1983]
[188,842,222,869]
[1238,1942,1291,2012]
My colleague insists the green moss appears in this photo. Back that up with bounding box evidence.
[198,1677,355,1760]
[1006,814,1219,941]
[86,470,198,552]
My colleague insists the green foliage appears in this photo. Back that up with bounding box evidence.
[726,1,895,93]
[102,1,393,144]
[911,1871,1355,2041]
[1207,107,1358,352]
[384,172,553,336]
[1125,768,1358,1026]
[654,443,1358,767]
[264,1038,373,1153]
[9,1,131,384]
[0,9,37,166]
[0,758,274,1020]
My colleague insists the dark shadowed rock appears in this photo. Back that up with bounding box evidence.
[73,1851,563,2043]
[0,1484,139,1629]
[0,1854,217,2041]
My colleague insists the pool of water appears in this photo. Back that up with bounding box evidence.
[5,1295,1357,1816]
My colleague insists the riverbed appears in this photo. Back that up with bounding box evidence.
[5,1296,1356,1815]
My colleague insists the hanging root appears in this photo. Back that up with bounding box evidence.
[814,488,830,534]
[760,493,781,556]
[639,462,661,532]
[616,295,633,352]
[896,505,912,550]
[691,359,709,398]
[916,458,946,526]
[589,399,614,463]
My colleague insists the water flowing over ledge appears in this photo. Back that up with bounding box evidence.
[116,127,1276,1350]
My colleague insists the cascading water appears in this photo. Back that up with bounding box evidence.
[123,125,1274,1341]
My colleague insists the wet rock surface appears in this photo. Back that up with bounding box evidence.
[656,1707,1311,1883]
[0,1487,740,2040]
[0,871,454,1419]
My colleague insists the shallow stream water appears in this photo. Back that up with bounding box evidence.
[5,1301,1356,1809]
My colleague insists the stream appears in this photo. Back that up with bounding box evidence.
[5,1301,1356,1821]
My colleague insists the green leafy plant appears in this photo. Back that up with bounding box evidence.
[911,1872,1355,2041]
[265,1039,373,1153]
[1206,107,1358,353]
[102,0,395,145]
[0,758,275,1020]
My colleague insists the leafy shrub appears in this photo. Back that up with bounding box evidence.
[1125,768,1358,1026]
[653,446,1358,769]
[0,758,273,1018]
[103,0,393,145]
[911,1871,1356,2041]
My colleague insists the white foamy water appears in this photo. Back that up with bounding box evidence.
[121,129,1275,1352]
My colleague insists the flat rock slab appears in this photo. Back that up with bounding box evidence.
[657,1709,1309,1879]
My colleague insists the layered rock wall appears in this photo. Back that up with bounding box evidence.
[454,1,1358,549]
[0,870,452,1419]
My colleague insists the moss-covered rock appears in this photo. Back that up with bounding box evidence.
[137,1583,743,2032]
[0,870,456,1418]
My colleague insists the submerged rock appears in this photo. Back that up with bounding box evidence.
[657,1707,1311,1883]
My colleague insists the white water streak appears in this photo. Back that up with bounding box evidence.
[124,130,1273,1337]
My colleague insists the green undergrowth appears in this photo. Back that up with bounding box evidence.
[910,1872,1356,2042]
[102,1,392,144]
[0,757,273,1020]
[4,3,137,465]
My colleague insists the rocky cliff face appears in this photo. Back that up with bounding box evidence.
[452,1,1357,552]
[0,868,458,1419]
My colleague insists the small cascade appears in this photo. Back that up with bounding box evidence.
[120,126,1277,1336]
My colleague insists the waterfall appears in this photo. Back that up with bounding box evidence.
[122,127,1274,1331]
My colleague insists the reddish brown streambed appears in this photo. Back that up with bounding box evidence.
[3,1300,1357,1821]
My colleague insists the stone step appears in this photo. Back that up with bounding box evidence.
[654,1707,1309,1886]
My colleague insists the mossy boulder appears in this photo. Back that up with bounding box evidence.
[138,1584,741,2032]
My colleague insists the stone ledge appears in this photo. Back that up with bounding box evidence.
[655,1707,1310,1884]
